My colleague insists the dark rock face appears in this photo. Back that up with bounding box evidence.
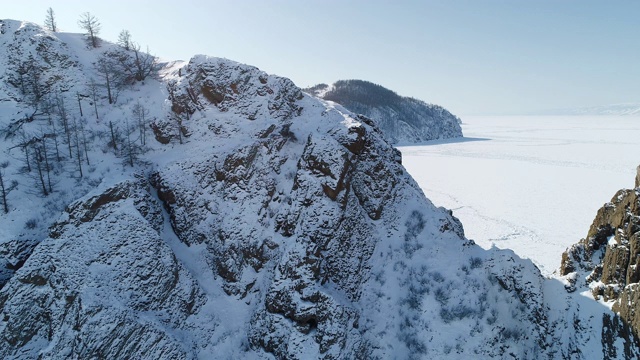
[305,80,463,144]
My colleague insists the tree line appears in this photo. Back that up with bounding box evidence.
[0,8,160,214]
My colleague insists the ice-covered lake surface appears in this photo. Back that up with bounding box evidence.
[399,116,640,275]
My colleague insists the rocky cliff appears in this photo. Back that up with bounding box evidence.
[305,80,463,145]
[560,166,640,358]
[0,19,637,359]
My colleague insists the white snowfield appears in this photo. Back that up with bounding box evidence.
[400,115,640,275]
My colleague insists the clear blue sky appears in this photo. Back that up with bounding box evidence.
[5,0,640,115]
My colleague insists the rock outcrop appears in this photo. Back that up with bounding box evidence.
[305,80,463,144]
[561,168,640,357]
[0,178,205,359]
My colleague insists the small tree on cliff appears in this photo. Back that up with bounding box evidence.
[44,8,57,32]
[78,12,101,48]
[0,162,18,214]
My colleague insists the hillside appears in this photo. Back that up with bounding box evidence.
[305,80,462,144]
[0,19,638,359]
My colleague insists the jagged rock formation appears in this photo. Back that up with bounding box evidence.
[561,167,640,358]
[305,80,462,144]
[0,178,205,358]
[0,19,638,359]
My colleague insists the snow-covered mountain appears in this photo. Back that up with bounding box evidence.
[305,80,463,145]
[0,19,638,359]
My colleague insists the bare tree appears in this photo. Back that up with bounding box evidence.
[130,43,158,82]
[38,128,55,194]
[132,100,150,146]
[108,121,119,151]
[123,117,137,167]
[47,118,61,162]
[44,8,57,32]
[77,118,91,166]
[41,95,61,162]
[13,134,49,197]
[0,162,18,214]
[72,117,83,177]
[15,130,32,173]
[76,92,86,117]
[33,144,49,196]
[78,12,101,48]
[88,78,100,119]
[12,57,51,122]
[117,30,132,51]
[95,54,127,104]
[106,44,158,83]
[55,93,73,158]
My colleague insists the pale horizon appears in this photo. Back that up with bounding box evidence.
[5,0,640,116]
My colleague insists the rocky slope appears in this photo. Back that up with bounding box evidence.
[560,166,640,358]
[305,80,462,144]
[0,19,638,359]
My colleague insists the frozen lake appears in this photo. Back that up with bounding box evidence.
[399,116,640,275]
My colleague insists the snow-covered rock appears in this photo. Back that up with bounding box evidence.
[0,19,638,359]
[0,178,204,359]
[305,80,463,144]
[561,172,640,358]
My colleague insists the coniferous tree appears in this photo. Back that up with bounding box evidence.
[117,30,132,51]
[78,12,101,48]
[44,8,57,32]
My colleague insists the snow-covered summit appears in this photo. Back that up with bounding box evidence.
[0,19,638,359]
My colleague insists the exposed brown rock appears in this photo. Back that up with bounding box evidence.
[561,170,640,345]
